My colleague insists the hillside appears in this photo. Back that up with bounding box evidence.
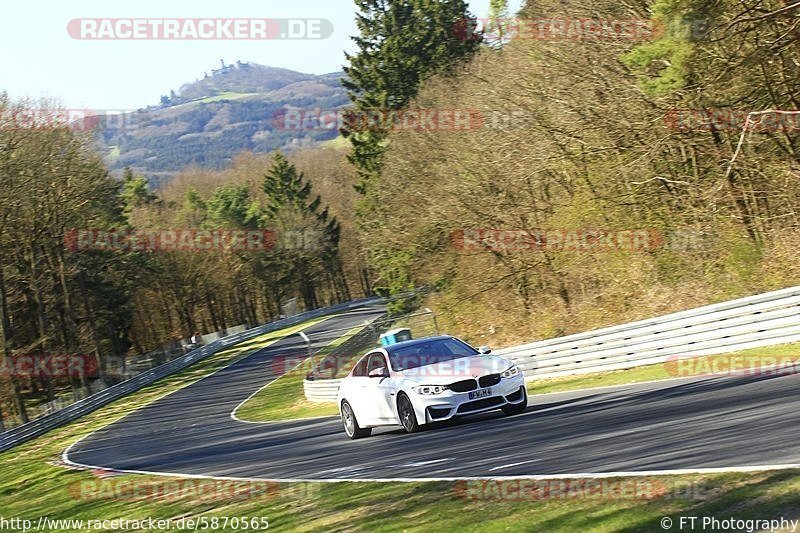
[94,62,349,187]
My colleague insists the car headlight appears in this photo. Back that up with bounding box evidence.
[501,364,520,378]
[412,385,448,395]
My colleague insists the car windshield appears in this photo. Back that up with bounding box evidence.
[387,338,478,371]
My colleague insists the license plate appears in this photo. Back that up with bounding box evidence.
[469,388,491,400]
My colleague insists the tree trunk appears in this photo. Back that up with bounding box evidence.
[0,256,28,423]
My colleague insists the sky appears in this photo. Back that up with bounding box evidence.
[1,0,524,110]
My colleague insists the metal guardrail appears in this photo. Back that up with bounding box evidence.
[16,323,252,423]
[495,285,800,380]
[304,379,344,403]
[0,296,382,453]
[303,312,390,402]
[301,286,800,402]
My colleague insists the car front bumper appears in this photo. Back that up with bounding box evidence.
[411,374,526,424]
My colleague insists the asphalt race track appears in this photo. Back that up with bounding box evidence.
[66,304,800,480]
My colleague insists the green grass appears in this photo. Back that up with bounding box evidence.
[234,325,367,422]
[320,135,350,150]
[196,92,261,103]
[527,342,800,396]
[2,327,800,531]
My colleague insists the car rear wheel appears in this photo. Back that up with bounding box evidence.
[397,393,419,433]
[501,387,528,416]
[341,400,371,439]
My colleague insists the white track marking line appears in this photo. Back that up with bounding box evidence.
[490,460,539,471]
[230,323,369,424]
[399,458,452,468]
[56,458,800,484]
[61,316,340,470]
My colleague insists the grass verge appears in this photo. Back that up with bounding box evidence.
[234,325,368,422]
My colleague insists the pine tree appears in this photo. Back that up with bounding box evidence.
[342,0,482,197]
[262,152,349,308]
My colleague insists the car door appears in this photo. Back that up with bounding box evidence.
[345,354,373,424]
[363,352,397,423]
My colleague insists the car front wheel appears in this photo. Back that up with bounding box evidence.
[341,400,371,439]
[397,393,420,433]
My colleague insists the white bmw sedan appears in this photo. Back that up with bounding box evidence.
[337,335,527,439]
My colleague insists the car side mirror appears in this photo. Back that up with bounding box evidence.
[477,346,492,355]
[368,367,389,378]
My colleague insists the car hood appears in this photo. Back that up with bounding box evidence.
[395,355,515,385]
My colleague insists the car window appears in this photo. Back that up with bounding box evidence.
[388,338,477,371]
[351,355,368,377]
[366,352,387,374]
